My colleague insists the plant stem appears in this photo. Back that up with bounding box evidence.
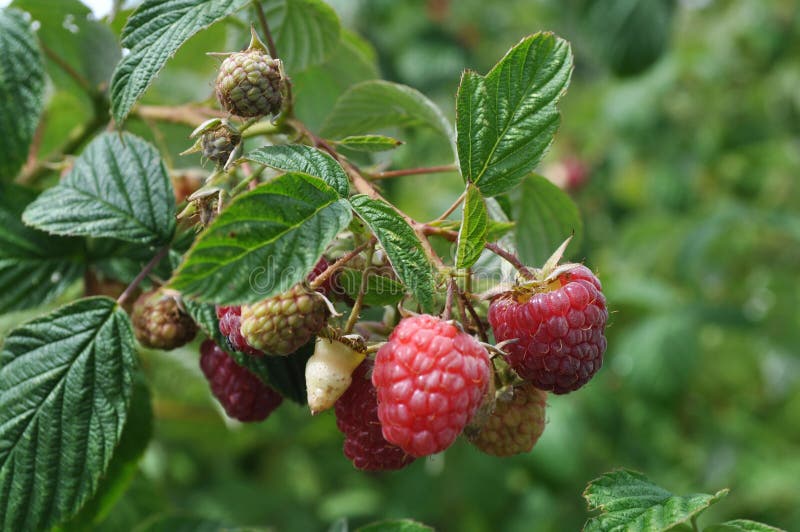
[461,291,488,342]
[309,239,373,291]
[436,190,466,221]
[117,247,170,306]
[253,1,279,58]
[344,244,375,333]
[371,164,457,180]
[133,105,225,127]
[42,44,96,96]
[443,278,456,320]
[229,164,266,196]
[690,516,700,532]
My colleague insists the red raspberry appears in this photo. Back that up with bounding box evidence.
[334,360,414,471]
[372,314,491,457]
[216,305,264,356]
[199,340,283,422]
[488,264,608,394]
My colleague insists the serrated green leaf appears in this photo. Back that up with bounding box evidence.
[514,174,582,265]
[320,80,454,149]
[583,469,729,532]
[0,8,45,180]
[62,376,153,530]
[456,183,488,269]
[172,172,351,304]
[136,513,257,532]
[350,195,437,313]
[262,0,341,73]
[356,519,434,532]
[0,183,83,313]
[0,297,136,531]
[339,269,405,306]
[456,33,572,196]
[705,520,786,532]
[11,0,120,88]
[109,0,249,124]
[22,132,176,245]
[335,135,403,153]
[242,144,349,197]
[183,299,310,403]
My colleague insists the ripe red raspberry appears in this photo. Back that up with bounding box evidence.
[372,314,491,457]
[467,381,547,457]
[217,305,264,356]
[335,360,414,471]
[199,340,283,422]
[488,264,608,394]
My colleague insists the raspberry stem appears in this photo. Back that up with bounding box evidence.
[308,239,374,291]
[253,2,279,59]
[117,246,170,307]
[344,244,375,333]
[370,165,457,180]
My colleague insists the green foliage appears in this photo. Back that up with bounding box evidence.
[0,8,45,180]
[0,184,83,312]
[456,33,572,197]
[349,195,437,313]
[339,269,405,306]
[456,183,488,269]
[261,0,341,72]
[0,297,135,531]
[335,135,403,153]
[173,172,351,303]
[110,0,250,123]
[23,132,176,245]
[243,144,350,196]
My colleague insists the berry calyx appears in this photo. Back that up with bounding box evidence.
[488,263,608,394]
[305,336,366,414]
[131,288,197,350]
[372,314,492,457]
[240,284,328,356]
[214,28,285,118]
[335,359,415,471]
[199,340,283,422]
[466,381,547,457]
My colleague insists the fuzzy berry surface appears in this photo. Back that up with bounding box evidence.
[201,124,241,165]
[215,50,283,117]
[199,340,283,422]
[488,264,608,394]
[217,305,264,356]
[335,360,414,471]
[240,284,327,356]
[372,314,491,457]
[131,289,197,350]
[467,381,547,457]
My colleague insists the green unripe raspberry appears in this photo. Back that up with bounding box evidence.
[239,285,328,355]
[201,123,241,165]
[466,381,547,457]
[215,49,284,117]
[132,289,198,350]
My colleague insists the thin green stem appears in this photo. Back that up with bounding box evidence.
[371,164,457,180]
[42,44,96,96]
[229,164,266,196]
[435,190,466,221]
[117,246,170,306]
[253,1,279,58]
[344,244,375,333]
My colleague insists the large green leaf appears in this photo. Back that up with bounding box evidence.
[184,300,310,404]
[0,8,45,180]
[350,195,437,313]
[262,0,341,73]
[455,183,488,269]
[705,520,786,532]
[320,80,453,148]
[0,297,136,531]
[242,144,349,197]
[11,0,120,88]
[456,33,572,197]
[23,132,176,245]
[513,174,582,265]
[0,183,83,313]
[583,469,729,532]
[357,520,434,532]
[62,377,153,530]
[172,172,351,304]
[110,0,249,124]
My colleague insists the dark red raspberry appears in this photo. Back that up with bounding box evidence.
[199,340,283,422]
[488,264,608,394]
[372,314,492,457]
[216,305,264,356]
[334,360,414,471]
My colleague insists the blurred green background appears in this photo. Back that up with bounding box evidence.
[10,0,799,530]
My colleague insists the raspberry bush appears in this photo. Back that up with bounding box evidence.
[0,1,787,531]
